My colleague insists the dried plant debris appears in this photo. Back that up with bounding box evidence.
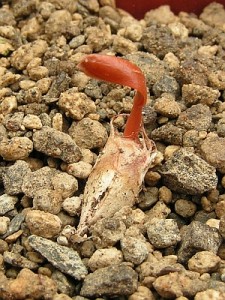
[1,0,225,299]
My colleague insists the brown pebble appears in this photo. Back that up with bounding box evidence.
[175,199,197,218]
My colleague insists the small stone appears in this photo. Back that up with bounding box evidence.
[142,24,178,59]
[208,70,225,90]
[195,289,225,300]
[33,126,82,164]
[138,187,159,210]
[0,137,33,161]
[28,66,49,81]
[160,148,218,195]
[188,251,221,274]
[178,221,222,263]
[86,20,111,52]
[0,96,17,115]
[121,237,148,265]
[151,123,184,145]
[22,167,78,199]
[206,218,220,229]
[182,84,220,106]
[200,2,225,28]
[69,117,108,150]
[144,5,178,25]
[153,270,208,298]
[5,229,23,243]
[3,251,39,269]
[25,210,62,238]
[158,186,172,204]
[175,199,197,218]
[153,76,180,98]
[112,35,138,55]
[66,161,92,179]
[58,89,96,120]
[0,239,8,254]
[2,160,31,195]
[183,130,207,147]
[0,194,18,215]
[200,136,225,174]
[62,196,82,216]
[168,22,189,39]
[0,216,10,235]
[51,270,75,297]
[2,213,25,238]
[128,285,155,300]
[28,235,88,280]
[11,40,48,70]
[154,94,181,118]
[45,10,72,38]
[145,200,171,220]
[7,268,57,299]
[219,215,225,238]
[146,218,181,248]
[176,104,212,131]
[144,171,161,187]
[91,217,126,248]
[215,201,225,219]
[51,172,78,199]
[33,188,63,214]
[22,114,42,129]
[88,248,123,271]
[69,35,85,49]
[121,22,143,42]
[138,254,183,280]
[80,265,138,297]
[22,166,54,198]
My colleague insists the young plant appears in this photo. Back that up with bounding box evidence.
[75,54,158,241]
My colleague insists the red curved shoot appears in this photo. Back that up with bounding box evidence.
[78,54,147,140]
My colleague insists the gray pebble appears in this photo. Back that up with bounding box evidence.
[80,265,138,297]
[146,218,181,248]
[142,25,178,59]
[2,213,25,238]
[176,103,212,131]
[138,187,159,210]
[0,194,18,215]
[28,235,88,280]
[178,221,222,263]
[160,148,218,194]
[120,236,149,265]
[33,126,82,164]
[153,75,180,97]
[69,117,108,150]
[151,123,184,145]
[2,160,31,195]
[51,270,75,296]
[91,217,126,248]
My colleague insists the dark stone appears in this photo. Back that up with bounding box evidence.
[80,264,138,297]
[178,221,222,263]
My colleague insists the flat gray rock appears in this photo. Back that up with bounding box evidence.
[28,235,88,280]
[80,264,138,297]
[160,148,218,195]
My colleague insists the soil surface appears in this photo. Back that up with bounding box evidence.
[0,0,225,299]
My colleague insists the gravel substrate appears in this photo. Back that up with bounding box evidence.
[1,0,225,299]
